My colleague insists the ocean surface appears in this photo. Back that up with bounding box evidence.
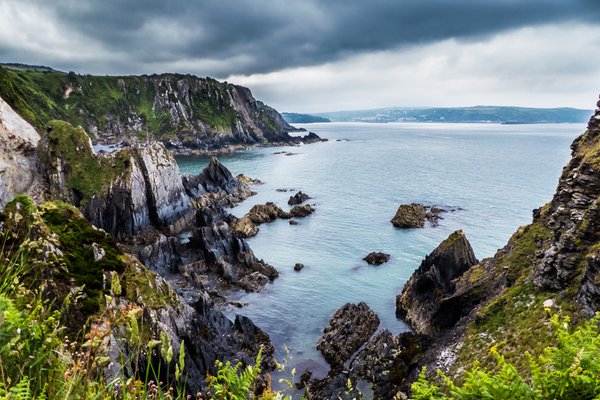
[176,122,582,383]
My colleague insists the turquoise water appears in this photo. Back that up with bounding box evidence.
[176,122,581,379]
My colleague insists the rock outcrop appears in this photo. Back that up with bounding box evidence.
[316,302,380,370]
[0,97,42,208]
[230,201,315,238]
[364,252,391,266]
[310,304,428,399]
[288,191,310,205]
[396,230,478,335]
[0,66,324,153]
[391,203,445,228]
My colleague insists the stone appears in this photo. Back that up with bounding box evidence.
[294,263,305,272]
[289,219,299,225]
[290,204,315,218]
[288,191,311,205]
[363,252,391,266]
[247,202,290,223]
[230,216,259,238]
[316,302,380,370]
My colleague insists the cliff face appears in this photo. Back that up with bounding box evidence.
[397,97,600,383]
[0,97,42,208]
[0,66,317,152]
[37,120,277,293]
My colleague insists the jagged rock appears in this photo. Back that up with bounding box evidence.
[364,252,391,266]
[288,191,311,205]
[391,203,445,228]
[396,230,478,335]
[290,204,315,218]
[247,202,290,223]
[229,216,259,238]
[0,96,42,209]
[294,263,305,272]
[349,330,429,398]
[316,302,380,370]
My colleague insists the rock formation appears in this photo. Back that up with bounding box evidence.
[396,230,478,335]
[391,203,445,228]
[0,97,42,208]
[316,302,380,370]
[288,191,310,205]
[0,66,323,153]
[230,201,315,238]
[363,252,391,266]
[390,99,600,392]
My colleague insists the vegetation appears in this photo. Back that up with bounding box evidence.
[0,65,284,144]
[411,313,600,400]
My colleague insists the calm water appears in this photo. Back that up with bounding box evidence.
[176,122,581,380]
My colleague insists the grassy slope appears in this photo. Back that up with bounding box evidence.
[0,66,267,141]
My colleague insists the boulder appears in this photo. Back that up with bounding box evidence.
[364,252,391,266]
[396,230,478,335]
[288,191,311,205]
[316,302,380,370]
[290,204,315,218]
[294,263,305,272]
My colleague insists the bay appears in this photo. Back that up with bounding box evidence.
[176,122,581,381]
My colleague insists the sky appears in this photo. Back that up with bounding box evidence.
[1,0,599,112]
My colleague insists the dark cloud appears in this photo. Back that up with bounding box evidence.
[1,0,599,76]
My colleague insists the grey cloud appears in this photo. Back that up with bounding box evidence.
[1,0,599,76]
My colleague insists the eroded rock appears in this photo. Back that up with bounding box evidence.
[288,191,311,205]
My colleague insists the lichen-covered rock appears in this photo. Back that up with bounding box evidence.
[316,302,380,370]
[364,252,391,266]
[290,204,315,218]
[396,230,478,335]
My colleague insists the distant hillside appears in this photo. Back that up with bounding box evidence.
[0,64,318,152]
[317,106,592,124]
[282,112,331,123]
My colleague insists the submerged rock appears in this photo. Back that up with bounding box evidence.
[396,230,478,335]
[316,302,380,370]
[288,191,311,205]
[364,252,391,266]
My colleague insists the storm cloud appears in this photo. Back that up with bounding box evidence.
[1,0,599,76]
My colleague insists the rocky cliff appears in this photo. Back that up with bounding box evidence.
[0,97,43,208]
[0,197,273,395]
[394,96,600,388]
[0,65,321,152]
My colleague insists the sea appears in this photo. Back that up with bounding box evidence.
[176,122,582,384]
